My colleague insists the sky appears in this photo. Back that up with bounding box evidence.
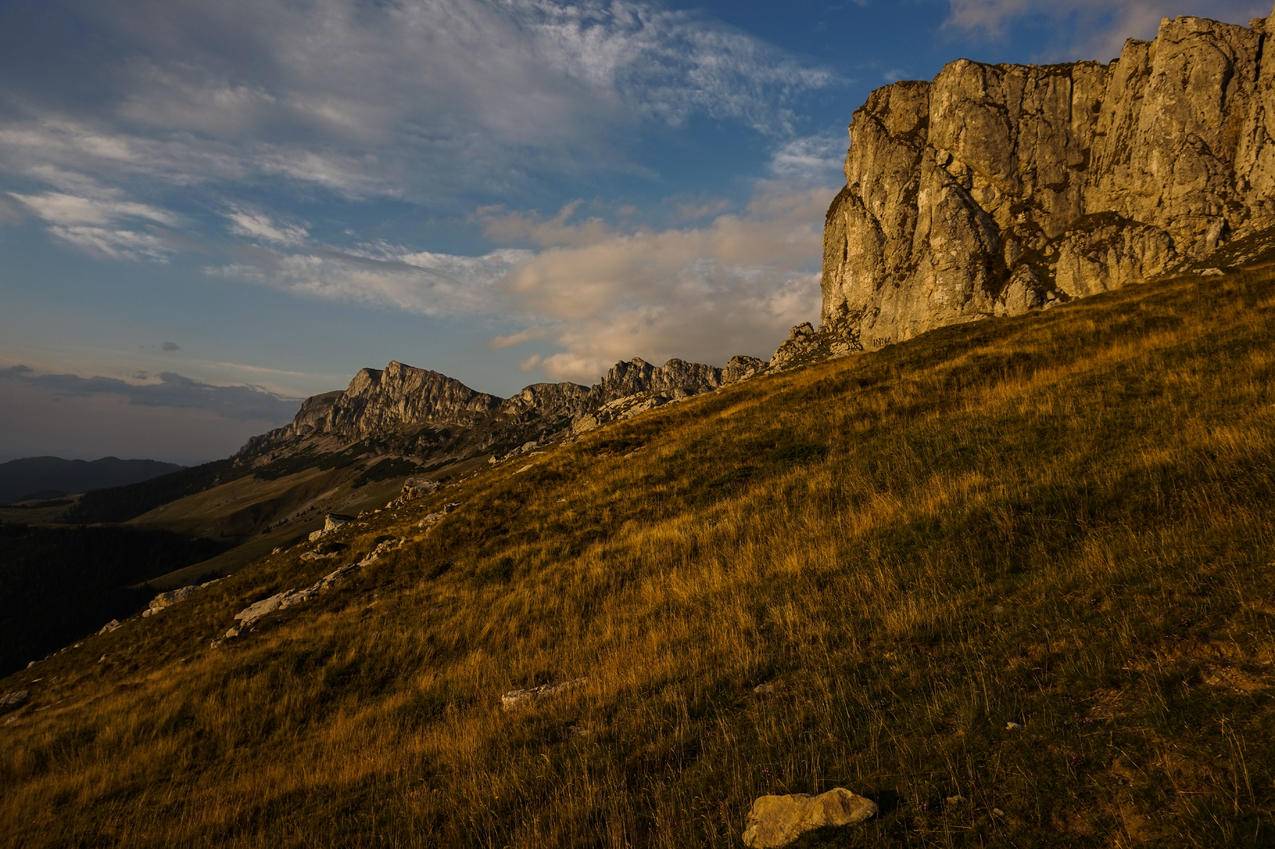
[0,0,1268,464]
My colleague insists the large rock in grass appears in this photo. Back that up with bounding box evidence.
[821,8,1275,349]
[742,788,878,848]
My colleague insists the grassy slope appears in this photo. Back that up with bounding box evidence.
[1,268,1273,848]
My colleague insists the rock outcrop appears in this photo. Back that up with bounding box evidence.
[822,8,1275,347]
[141,579,219,618]
[243,361,502,453]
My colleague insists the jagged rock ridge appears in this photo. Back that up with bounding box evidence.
[821,7,1275,347]
[243,354,768,462]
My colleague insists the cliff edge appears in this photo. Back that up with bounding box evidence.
[822,8,1275,346]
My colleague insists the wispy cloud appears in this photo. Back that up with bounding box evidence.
[223,206,309,246]
[206,243,533,317]
[0,0,837,209]
[6,184,181,261]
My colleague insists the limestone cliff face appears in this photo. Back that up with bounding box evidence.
[822,9,1275,347]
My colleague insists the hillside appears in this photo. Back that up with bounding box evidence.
[0,456,182,504]
[1,264,1271,847]
[0,524,230,677]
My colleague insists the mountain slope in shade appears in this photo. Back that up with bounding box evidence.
[0,457,183,504]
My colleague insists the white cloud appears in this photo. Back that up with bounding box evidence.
[946,0,1268,59]
[207,243,533,317]
[478,201,616,248]
[8,191,176,228]
[490,181,830,381]
[45,225,175,262]
[224,206,309,246]
[0,118,398,200]
[768,134,845,183]
[7,186,181,261]
[0,1,836,208]
[204,176,832,383]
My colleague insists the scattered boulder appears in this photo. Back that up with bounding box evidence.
[142,579,219,618]
[359,537,403,566]
[417,502,460,529]
[386,476,442,507]
[742,788,878,848]
[300,540,348,562]
[97,619,121,635]
[220,561,362,641]
[0,689,30,714]
[500,677,587,711]
[402,476,440,497]
[307,512,354,542]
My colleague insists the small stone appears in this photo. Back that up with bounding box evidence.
[97,619,121,635]
[500,677,587,711]
[0,690,30,713]
[742,788,878,848]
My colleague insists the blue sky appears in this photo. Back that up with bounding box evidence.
[0,0,1267,463]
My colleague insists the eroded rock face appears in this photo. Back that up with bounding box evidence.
[822,9,1275,347]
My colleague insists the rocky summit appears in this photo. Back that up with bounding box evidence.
[822,8,1275,348]
[242,355,764,464]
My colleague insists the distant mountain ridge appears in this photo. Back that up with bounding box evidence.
[0,457,183,505]
[239,355,768,463]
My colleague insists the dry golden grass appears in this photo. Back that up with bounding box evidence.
[2,269,1273,847]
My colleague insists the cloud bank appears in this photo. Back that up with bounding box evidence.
[0,366,298,422]
[0,366,301,464]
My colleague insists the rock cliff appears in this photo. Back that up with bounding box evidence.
[822,8,1275,347]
